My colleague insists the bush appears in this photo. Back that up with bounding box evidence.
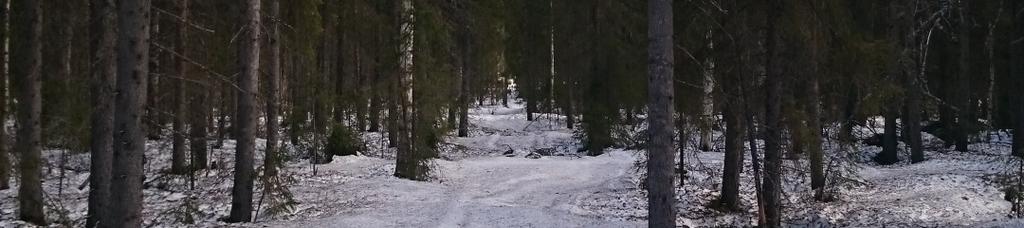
[325,124,363,157]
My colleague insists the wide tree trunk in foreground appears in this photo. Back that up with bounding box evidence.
[108,0,151,226]
[228,0,261,222]
[646,0,677,227]
[87,0,117,226]
[12,0,45,224]
[0,0,9,191]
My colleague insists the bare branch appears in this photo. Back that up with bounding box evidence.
[152,6,215,33]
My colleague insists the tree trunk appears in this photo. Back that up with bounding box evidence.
[876,104,900,165]
[904,38,924,163]
[905,76,923,163]
[954,0,971,152]
[12,0,45,224]
[170,0,190,175]
[1012,0,1024,158]
[566,82,575,129]
[700,28,715,152]
[368,90,381,132]
[677,114,687,187]
[394,0,419,180]
[215,84,229,148]
[87,0,116,226]
[720,100,744,211]
[526,100,535,121]
[646,0,677,226]
[807,67,826,196]
[355,47,367,130]
[190,84,209,170]
[228,0,261,222]
[457,27,471,137]
[762,0,784,226]
[501,78,509,108]
[0,0,9,191]
[108,0,151,225]
[264,0,282,179]
[147,11,162,141]
[387,74,399,148]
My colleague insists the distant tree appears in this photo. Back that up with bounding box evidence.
[646,0,677,227]
[12,0,45,224]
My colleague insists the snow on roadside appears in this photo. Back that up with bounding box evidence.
[2,101,1023,227]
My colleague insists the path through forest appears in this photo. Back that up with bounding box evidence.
[268,104,645,228]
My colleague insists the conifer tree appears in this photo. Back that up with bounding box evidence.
[228,0,261,222]
[108,0,151,225]
[87,0,116,226]
[647,0,677,227]
[12,0,46,224]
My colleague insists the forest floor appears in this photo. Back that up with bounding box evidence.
[1,101,1024,227]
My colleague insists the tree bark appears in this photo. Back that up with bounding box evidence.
[877,105,900,165]
[720,99,744,210]
[700,28,715,152]
[457,24,471,138]
[12,0,45,224]
[902,0,924,163]
[147,11,162,141]
[228,0,261,222]
[0,0,9,191]
[264,0,282,179]
[954,0,971,152]
[677,114,687,187]
[108,0,151,225]
[368,89,381,132]
[646,0,677,227]
[1013,0,1024,157]
[170,0,190,175]
[762,0,784,226]
[807,71,826,195]
[189,84,209,170]
[394,0,419,180]
[565,82,575,129]
[87,0,116,226]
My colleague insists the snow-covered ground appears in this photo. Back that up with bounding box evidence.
[2,101,1023,227]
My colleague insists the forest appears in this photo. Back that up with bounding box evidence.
[0,0,1023,227]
